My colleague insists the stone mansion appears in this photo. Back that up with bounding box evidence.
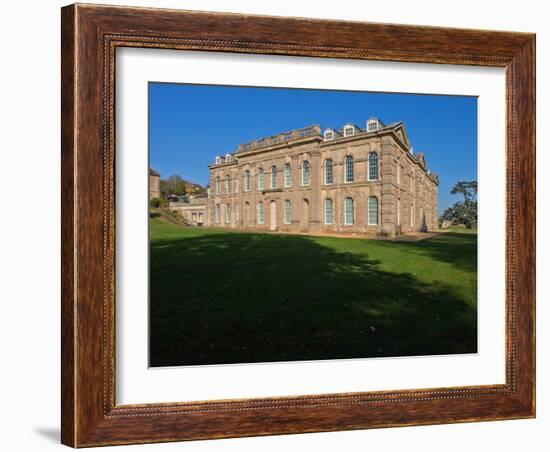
[208,118,439,237]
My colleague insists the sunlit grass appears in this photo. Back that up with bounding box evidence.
[149,219,477,366]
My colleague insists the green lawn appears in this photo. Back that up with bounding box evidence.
[149,218,477,367]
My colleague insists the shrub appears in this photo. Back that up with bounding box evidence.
[150,197,169,208]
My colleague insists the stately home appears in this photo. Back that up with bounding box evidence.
[208,118,439,237]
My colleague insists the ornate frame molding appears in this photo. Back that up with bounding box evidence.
[61,4,535,447]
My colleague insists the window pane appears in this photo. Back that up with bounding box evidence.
[368,197,378,225]
[284,200,291,224]
[258,169,264,190]
[325,198,333,224]
[245,171,250,191]
[302,160,310,186]
[284,163,292,187]
[345,156,354,182]
[258,202,264,224]
[271,166,277,188]
[325,159,333,185]
[344,197,353,225]
[369,153,378,180]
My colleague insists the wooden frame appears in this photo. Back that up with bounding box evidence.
[61,3,535,447]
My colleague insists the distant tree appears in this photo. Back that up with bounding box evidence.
[167,175,187,195]
[159,174,187,196]
[451,181,477,206]
[441,180,478,228]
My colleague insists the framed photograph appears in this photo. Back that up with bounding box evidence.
[61,3,536,447]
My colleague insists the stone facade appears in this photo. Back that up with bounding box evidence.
[149,168,161,199]
[208,119,438,237]
[169,195,209,226]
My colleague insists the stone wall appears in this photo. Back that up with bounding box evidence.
[170,203,208,226]
[208,125,438,237]
[149,174,160,199]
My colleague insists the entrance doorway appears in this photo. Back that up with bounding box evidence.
[301,199,310,227]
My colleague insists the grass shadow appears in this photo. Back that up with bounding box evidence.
[149,225,477,367]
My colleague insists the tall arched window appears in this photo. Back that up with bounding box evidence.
[325,198,334,225]
[410,203,414,227]
[244,170,251,192]
[257,168,264,190]
[257,201,264,224]
[271,166,277,189]
[225,204,231,224]
[397,198,401,225]
[236,204,239,223]
[325,159,333,185]
[215,175,221,194]
[225,175,231,193]
[244,202,250,225]
[368,152,378,180]
[344,155,354,182]
[215,204,220,224]
[344,197,354,225]
[284,200,292,224]
[284,163,292,187]
[302,160,310,186]
[368,196,378,225]
[397,157,401,185]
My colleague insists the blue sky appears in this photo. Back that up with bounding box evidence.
[149,83,477,213]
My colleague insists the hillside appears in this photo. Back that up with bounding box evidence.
[182,180,207,195]
[159,175,207,197]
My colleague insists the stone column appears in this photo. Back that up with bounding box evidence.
[433,185,439,230]
[206,187,212,227]
[236,169,242,228]
[290,156,299,229]
[309,149,322,231]
[380,137,396,237]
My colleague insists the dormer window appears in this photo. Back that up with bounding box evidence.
[225,153,232,162]
[324,129,334,141]
[343,124,355,137]
[367,119,380,133]
[215,156,222,164]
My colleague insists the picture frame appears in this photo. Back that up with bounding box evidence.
[61,3,535,447]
